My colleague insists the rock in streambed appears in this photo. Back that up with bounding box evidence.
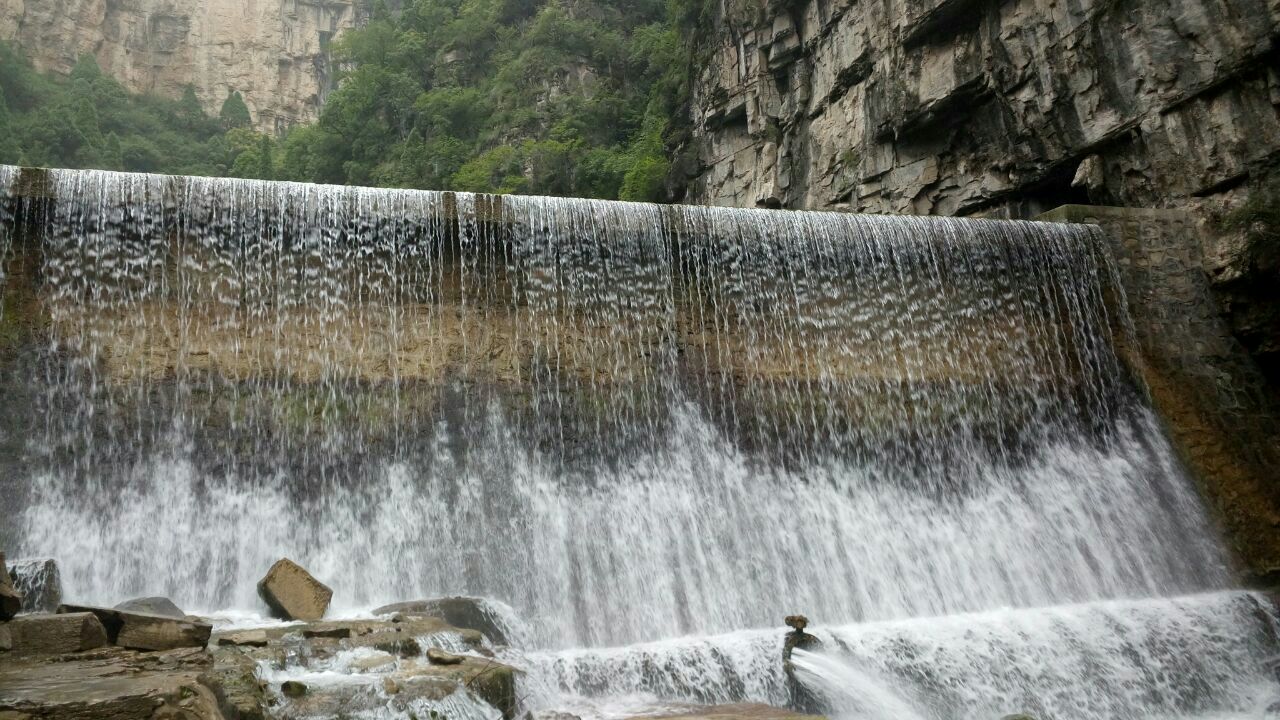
[257,558,333,621]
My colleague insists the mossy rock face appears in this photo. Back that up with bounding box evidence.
[466,662,516,719]
[205,646,269,720]
[395,656,518,720]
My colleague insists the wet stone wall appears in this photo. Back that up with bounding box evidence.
[1040,205,1280,582]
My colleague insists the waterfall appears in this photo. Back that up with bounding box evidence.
[0,166,1271,718]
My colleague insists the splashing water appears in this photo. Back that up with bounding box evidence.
[789,650,927,720]
[517,592,1280,720]
[0,166,1274,718]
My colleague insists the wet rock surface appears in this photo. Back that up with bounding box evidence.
[212,614,516,720]
[374,596,512,645]
[0,551,22,620]
[0,646,221,719]
[1,604,515,720]
[7,557,61,614]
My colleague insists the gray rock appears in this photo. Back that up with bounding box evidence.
[0,551,22,621]
[426,647,465,665]
[58,603,212,651]
[208,645,269,720]
[373,596,510,645]
[114,595,185,619]
[8,556,61,614]
[257,558,332,621]
[282,680,308,698]
[216,629,270,647]
[6,612,109,655]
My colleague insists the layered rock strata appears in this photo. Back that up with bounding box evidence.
[0,0,359,133]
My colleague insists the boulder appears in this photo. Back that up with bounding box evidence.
[58,604,212,651]
[6,612,108,655]
[373,597,509,644]
[394,655,518,719]
[281,680,308,698]
[114,596,184,619]
[256,558,332,621]
[426,647,465,665]
[7,557,61,614]
[0,551,23,620]
[206,646,269,720]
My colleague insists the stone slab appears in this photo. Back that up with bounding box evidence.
[58,604,212,651]
[6,612,108,656]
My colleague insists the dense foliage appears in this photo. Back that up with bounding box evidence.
[0,44,244,176]
[0,0,707,201]
[279,0,692,200]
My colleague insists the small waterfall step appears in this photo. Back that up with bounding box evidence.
[517,592,1280,720]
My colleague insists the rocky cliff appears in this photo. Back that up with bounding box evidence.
[0,0,360,133]
[684,0,1280,390]
[686,0,1280,215]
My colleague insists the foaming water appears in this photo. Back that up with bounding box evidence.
[517,592,1280,720]
[0,166,1233,651]
[20,404,1225,646]
[790,651,926,720]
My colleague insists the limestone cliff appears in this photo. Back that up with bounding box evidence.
[684,0,1280,389]
[687,0,1279,215]
[0,0,360,133]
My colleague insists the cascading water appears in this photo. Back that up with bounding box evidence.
[0,166,1274,719]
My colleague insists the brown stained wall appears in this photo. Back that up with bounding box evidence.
[1040,205,1280,582]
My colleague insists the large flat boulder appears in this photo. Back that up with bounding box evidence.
[0,645,221,718]
[256,558,332,621]
[6,612,109,656]
[8,557,62,613]
[373,596,510,644]
[114,596,184,619]
[0,551,23,620]
[58,604,212,651]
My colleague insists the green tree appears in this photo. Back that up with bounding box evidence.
[177,86,206,130]
[219,90,252,130]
